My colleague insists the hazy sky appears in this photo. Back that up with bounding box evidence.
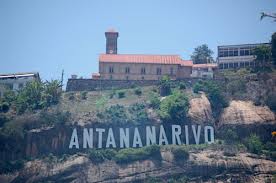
[0,0,275,83]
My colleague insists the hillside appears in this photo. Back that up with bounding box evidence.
[0,70,276,183]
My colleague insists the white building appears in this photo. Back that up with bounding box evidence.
[0,72,40,97]
[191,64,217,78]
[217,43,270,70]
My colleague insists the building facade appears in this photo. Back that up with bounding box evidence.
[217,43,270,70]
[0,72,40,97]
[97,30,193,80]
[191,64,217,78]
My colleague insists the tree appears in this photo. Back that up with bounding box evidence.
[260,12,276,22]
[253,45,272,70]
[159,91,189,123]
[191,44,214,64]
[271,32,276,67]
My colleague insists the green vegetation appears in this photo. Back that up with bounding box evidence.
[160,75,171,96]
[266,93,276,112]
[224,129,239,144]
[117,90,126,98]
[0,159,24,173]
[272,32,276,67]
[114,145,161,164]
[0,80,61,114]
[80,91,88,100]
[179,82,186,90]
[192,80,228,117]
[149,92,160,109]
[191,44,214,64]
[128,103,148,124]
[253,45,272,71]
[134,87,142,96]
[159,90,189,123]
[171,145,189,161]
[97,104,128,124]
[88,149,116,163]
[244,134,263,155]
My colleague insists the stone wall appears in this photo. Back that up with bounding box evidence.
[66,79,160,91]
[66,78,205,91]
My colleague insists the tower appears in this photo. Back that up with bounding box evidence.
[105,29,119,54]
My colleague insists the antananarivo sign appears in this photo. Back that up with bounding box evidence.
[68,124,215,149]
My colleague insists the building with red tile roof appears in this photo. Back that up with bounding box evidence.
[94,30,197,80]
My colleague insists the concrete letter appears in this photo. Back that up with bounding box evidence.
[146,126,156,146]
[96,128,105,148]
[83,128,93,148]
[133,127,143,147]
[192,125,201,145]
[172,125,182,145]
[120,128,130,148]
[69,128,79,149]
[159,125,168,145]
[204,126,215,144]
[106,128,116,148]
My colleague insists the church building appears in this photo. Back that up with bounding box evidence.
[95,29,193,80]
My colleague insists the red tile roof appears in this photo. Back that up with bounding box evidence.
[99,54,193,66]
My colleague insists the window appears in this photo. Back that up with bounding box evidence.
[234,48,239,56]
[234,63,239,68]
[240,49,245,56]
[141,76,144,80]
[109,66,114,73]
[223,63,228,69]
[109,75,113,80]
[141,67,146,74]
[156,68,162,75]
[170,67,174,75]
[245,62,249,67]
[125,67,130,74]
[219,64,223,69]
[126,76,129,80]
[229,63,234,68]
[240,62,245,68]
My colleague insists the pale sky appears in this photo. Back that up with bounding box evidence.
[0,0,275,83]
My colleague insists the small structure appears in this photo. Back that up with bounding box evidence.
[217,43,270,70]
[191,64,218,78]
[0,72,40,97]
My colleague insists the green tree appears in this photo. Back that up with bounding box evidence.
[191,44,214,64]
[160,75,171,96]
[159,91,189,123]
[253,45,272,70]
[43,80,62,106]
[271,32,276,67]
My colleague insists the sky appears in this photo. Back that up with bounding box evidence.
[0,0,276,84]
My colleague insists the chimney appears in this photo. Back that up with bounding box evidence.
[105,29,119,54]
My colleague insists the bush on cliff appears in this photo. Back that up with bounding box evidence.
[114,145,161,164]
[244,134,263,155]
[171,146,189,162]
[128,103,149,124]
[0,159,24,173]
[88,149,116,163]
[97,104,128,124]
[149,92,160,109]
[160,75,171,96]
[192,80,228,118]
[159,91,189,123]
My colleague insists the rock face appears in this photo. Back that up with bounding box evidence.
[188,93,214,124]
[2,149,276,183]
[219,100,275,125]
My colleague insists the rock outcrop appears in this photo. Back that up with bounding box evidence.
[1,149,276,183]
[219,100,275,125]
[188,93,214,124]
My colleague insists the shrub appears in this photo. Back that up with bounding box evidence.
[171,146,189,161]
[224,129,239,144]
[80,91,88,100]
[227,79,246,96]
[67,92,75,100]
[129,103,148,124]
[266,93,276,112]
[0,114,8,127]
[114,145,161,164]
[0,102,9,113]
[193,80,228,118]
[244,134,263,155]
[149,92,160,109]
[98,105,128,124]
[95,96,107,110]
[88,149,116,163]
[179,82,186,90]
[160,75,171,96]
[43,80,61,106]
[0,159,24,173]
[117,90,125,98]
[39,110,71,126]
[159,91,189,123]
[134,87,142,96]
